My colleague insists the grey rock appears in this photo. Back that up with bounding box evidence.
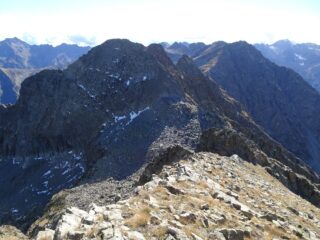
[67,230,85,240]
[167,226,189,240]
[208,231,226,240]
[260,212,284,222]
[200,204,209,210]
[179,212,197,224]
[101,227,114,239]
[36,229,55,240]
[219,228,244,240]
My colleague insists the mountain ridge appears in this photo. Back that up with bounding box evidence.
[164,40,320,172]
[0,39,319,235]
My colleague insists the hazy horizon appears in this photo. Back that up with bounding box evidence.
[0,36,318,48]
[0,0,319,46]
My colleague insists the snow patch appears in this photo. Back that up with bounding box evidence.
[78,84,96,99]
[62,168,71,175]
[295,54,306,61]
[43,170,52,177]
[109,74,120,79]
[37,190,48,195]
[12,158,20,165]
[11,208,19,213]
[127,107,150,125]
[114,115,126,123]
[76,163,85,173]
[270,46,279,53]
[43,181,49,188]
[72,152,82,160]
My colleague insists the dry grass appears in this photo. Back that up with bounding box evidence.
[197,180,209,189]
[150,226,168,239]
[183,224,205,239]
[151,186,170,201]
[263,224,297,240]
[124,206,151,228]
[95,213,104,222]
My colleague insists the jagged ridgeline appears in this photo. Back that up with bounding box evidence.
[165,41,320,172]
[0,39,319,231]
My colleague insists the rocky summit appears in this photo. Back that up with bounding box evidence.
[25,151,320,240]
[0,39,320,239]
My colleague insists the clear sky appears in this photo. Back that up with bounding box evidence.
[0,0,319,46]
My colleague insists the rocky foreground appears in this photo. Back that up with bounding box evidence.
[8,151,318,240]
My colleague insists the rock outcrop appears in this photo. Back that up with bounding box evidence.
[30,152,320,240]
[0,225,28,240]
[198,127,320,207]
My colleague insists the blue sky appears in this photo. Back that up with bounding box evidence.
[0,0,319,46]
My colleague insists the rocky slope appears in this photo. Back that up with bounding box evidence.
[27,151,320,240]
[0,37,90,103]
[165,41,320,172]
[0,225,28,240]
[255,40,320,92]
[0,39,319,232]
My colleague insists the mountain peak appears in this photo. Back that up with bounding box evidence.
[2,37,28,46]
[229,41,257,50]
[147,43,174,68]
[176,54,202,78]
[272,39,293,49]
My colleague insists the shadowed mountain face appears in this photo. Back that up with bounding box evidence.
[0,39,319,230]
[165,41,320,172]
[0,69,16,104]
[255,40,320,92]
[0,37,90,103]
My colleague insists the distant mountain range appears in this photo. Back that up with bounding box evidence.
[163,40,320,94]
[0,37,90,103]
[254,40,320,92]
